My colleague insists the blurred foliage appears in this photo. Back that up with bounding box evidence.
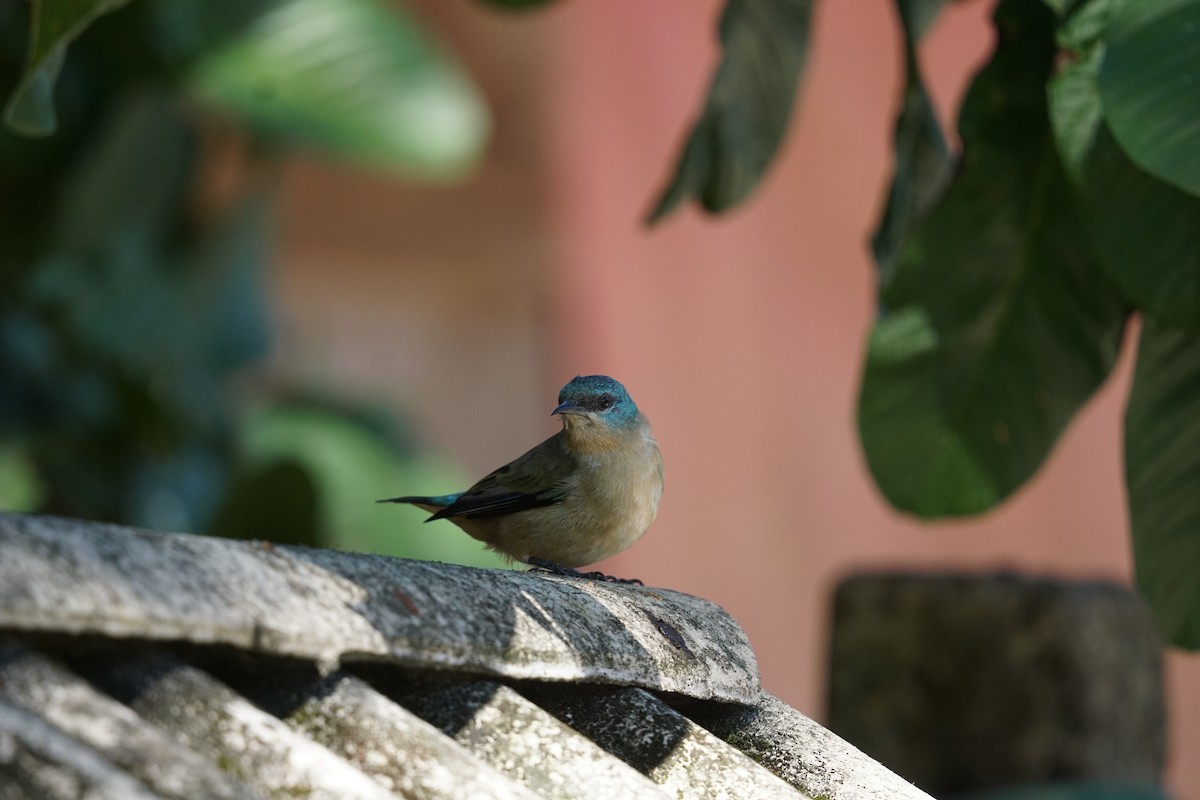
[645,0,815,222]
[955,781,1170,800]
[187,0,489,179]
[1098,0,1200,197]
[2,0,133,135]
[860,0,1128,516]
[216,398,508,567]
[0,0,505,568]
[13,0,1200,633]
[637,0,1200,647]
[0,445,43,510]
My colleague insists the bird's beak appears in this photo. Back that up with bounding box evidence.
[551,400,586,417]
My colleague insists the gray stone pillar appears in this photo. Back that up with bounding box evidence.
[826,573,1166,797]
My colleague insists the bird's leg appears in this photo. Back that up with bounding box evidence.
[526,557,644,586]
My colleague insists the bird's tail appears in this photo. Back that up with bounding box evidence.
[377,494,460,516]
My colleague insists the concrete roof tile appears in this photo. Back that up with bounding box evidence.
[0,512,756,703]
[0,512,931,800]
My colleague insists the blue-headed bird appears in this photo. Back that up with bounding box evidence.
[379,375,663,581]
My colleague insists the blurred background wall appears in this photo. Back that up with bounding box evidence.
[269,0,1197,794]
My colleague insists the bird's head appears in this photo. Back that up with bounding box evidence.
[552,375,641,434]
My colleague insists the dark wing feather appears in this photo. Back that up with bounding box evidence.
[428,488,559,520]
[430,434,576,521]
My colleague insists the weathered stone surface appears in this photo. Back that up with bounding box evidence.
[81,654,400,800]
[242,668,539,800]
[0,642,256,800]
[0,698,164,800]
[392,679,669,800]
[525,685,809,799]
[0,512,757,704]
[692,692,933,800]
[827,573,1166,796]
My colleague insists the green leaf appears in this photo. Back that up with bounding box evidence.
[871,0,955,277]
[190,0,490,179]
[1126,317,1200,649]
[860,309,1004,515]
[646,0,815,223]
[3,0,133,136]
[1077,129,1200,323]
[1049,0,1200,325]
[859,0,1128,516]
[1046,2,1109,184]
[1099,0,1200,197]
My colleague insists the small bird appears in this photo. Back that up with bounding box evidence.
[379,375,663,581]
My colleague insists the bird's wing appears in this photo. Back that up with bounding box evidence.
[430,435,577,521]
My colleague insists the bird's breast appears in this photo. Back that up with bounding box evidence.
[571,429,663,552]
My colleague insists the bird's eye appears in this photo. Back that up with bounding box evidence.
[598,394,614,409]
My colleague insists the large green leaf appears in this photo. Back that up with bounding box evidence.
[858,0,1128,516]
[871,0,954,278]
[1049,0,1200,325]
[1099,0,1200,198]
[646,0,814,222]
[1046,0,1110,185]
[1076,130,1200,324]
[1126,318,1200,649]
[189,0,489,179]
[2,0,133,136]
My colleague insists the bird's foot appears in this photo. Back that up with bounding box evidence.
[582,570,645,586]
[526,557,644,586]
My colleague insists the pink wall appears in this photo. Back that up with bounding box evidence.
[540,0,1199,793]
